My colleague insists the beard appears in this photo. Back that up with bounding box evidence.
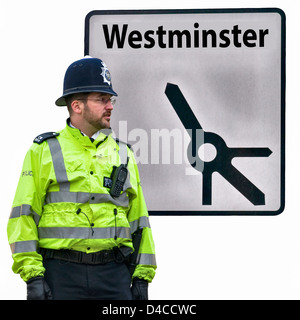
[83,102,111,130]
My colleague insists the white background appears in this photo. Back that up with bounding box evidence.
[0,0,298,300]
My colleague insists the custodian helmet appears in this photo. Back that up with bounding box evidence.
[55,56,118,106]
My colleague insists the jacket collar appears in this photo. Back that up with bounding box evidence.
[65,118,112,145]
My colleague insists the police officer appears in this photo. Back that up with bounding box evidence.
[7,56,156,300]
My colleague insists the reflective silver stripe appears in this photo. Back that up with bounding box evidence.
[10,240,38,254]
[45,191,129,207]
[117,141,128,165]
[137,253,157,266]
[9,205,41,225]
[38,226,131,239]
[47,138,70,191]
[46,137,130,206]
[117,140,132,192]
[129,216,151,233]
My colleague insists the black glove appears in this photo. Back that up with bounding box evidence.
[27,276,53,300]
[131,278,148,300]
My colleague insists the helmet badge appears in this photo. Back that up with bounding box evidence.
[100,62,112,85]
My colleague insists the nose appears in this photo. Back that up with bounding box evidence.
[105,100,114,110]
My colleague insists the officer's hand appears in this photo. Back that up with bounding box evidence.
[131,278,148,300]
[26,276,53,300]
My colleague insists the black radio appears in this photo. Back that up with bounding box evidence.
[109,164,128,198]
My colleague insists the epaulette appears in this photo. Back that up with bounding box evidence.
[33,132,60,144]
[115,137,132,149]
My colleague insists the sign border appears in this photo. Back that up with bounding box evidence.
[84,8,286,216]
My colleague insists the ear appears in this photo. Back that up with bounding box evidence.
[71,99,83,115]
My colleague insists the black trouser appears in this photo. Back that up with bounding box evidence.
[43,258,132,300]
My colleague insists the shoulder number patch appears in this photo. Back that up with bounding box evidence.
[33,132,60,144]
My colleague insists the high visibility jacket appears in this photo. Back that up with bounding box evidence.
[7,121,156,283]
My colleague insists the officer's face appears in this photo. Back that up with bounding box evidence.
[82,92,114,130]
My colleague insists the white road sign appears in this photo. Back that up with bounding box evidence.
[85,8,285,215]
